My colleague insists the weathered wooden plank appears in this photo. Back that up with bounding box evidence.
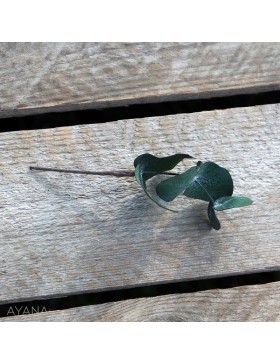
[2,282,280,321]
[0,104,279,303]
[1,43,280,118]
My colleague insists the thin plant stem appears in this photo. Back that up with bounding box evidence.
[29,166,179,178]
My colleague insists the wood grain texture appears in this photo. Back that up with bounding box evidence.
[2,282,280,321]
[1,42,280,118]
[0,104,280,303]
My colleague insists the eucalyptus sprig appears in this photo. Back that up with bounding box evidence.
[134,153,253,230]
[30,152,253,231]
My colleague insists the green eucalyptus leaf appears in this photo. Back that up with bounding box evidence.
[134,153,193,211]
[208,202,221,230]
[156,161,233,203]
[156,164,200,202]
[134,153,251,230]
[134,162,176,212]
[134,153,193,182]
[213,196,253,211]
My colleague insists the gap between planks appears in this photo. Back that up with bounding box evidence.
[1,89,280,133]
[0,267,279,317]
[1,281,280,321]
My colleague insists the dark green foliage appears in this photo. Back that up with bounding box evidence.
[134,153,253,230]
[134,153,193,211]
[213,196,253,211]
[134,153,193,183]
[208,202,221,230]
[156,161,233,203]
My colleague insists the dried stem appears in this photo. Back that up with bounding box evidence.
[29,166,178,177]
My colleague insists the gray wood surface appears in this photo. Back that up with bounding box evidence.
[1,42,280,118]
[2,282,280,321]
[0,104,279,303]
